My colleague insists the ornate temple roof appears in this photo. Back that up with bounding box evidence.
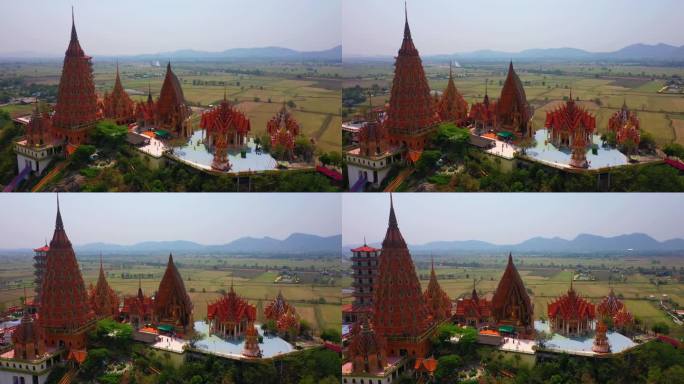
[89,257,120,318]
[455,282,492,319]
[26,102,54,147]
[608,101,640,145]
[423,259,452,321]
[372,194,432,337]
[497,61,531,130]
[38,196,95,330]
[122,279,154,316]
[276,306,299,332]
[547,283,596,321]
[264,290,295,321]
[52,8,100,131]
[154,253,193,322]
[200,95,251,136]
[597,288,624,318]
[207,284,256,323]
[347,316,387,373]
[437,63,469,123]
[103,63,135,121]
[266,102,299,150]
[383,4,438,138]
[544,94,596,135]
[13,296,41,346]
[491,253,533,326]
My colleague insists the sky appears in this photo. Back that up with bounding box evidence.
[343,0,684,56]
[0,194,340,248]
[0,0,341,56]
[342,194,684,246]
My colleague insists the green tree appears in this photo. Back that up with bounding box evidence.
[435,354,462,383]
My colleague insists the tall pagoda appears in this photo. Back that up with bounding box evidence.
[384,4,439,161]
[153,253,194,333]
[102,64,135,124]
[155,62,191,138]
[199,94,251,170]
[266,102,300,160]
[436,63,468,124]
[206,284,256,339]
[38,196,95,351]
[32,243,49,307]
[544,94,596,168]
[497,61,533,137]
[344,241,380,323]
[88,257,120,318]
[490,253,534,336]
[372,195,433,357]
[423,259,452,322]
[51,8,100,146]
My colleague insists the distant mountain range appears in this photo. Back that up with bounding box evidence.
[0,233,342,256]
[345,43,684,62]
[343,233,684,255]
[0,45,342,62]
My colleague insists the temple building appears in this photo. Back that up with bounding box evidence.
[38,197,96,351]
[544,94,596,168]
[153,253,194,334]
[102,64,135,124]
[155,62,191,138]
[346,317,387,375]
[264,291,300,335]
[490,253,534,336]
[608,101,641,151]
[242,322,262,358]
[342,241,380,324]
[121,280,154,329]
[206,284,256,339]
[88,258,120,318]
[454,282,492,328]
[468,86,498,132]
[597,289,634,330]
[135,86,156,128]
[266,102,300,160]
[14,103,61,176]
[547,283,596,336]
[436,63,468,124]
[33,243,49,308]
[496,61,533,137]
[592,319,611,354]
[383,5,439,161]
[423,260,452,322]
[372,195,434,357]
[200,95,251,170]
[51,9,101,147]
[276,306,300,336]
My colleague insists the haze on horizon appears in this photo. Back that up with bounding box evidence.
[342,194,684,246]
[0,0,341,56]
[0,194,341,249]
[343,0,684,56]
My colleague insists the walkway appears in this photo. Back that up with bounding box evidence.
[58,366,77,384]
[32,160,68,192]
[499,336,536,355]
[384,168,413,192]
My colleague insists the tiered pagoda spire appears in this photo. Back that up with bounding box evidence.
[103,63,135,123]
[155,62,191,137]
[347,316,387,374]
[490,253,533,333]
[89,256,120,318]
[436,63,469,123]
[497,61,532,136]
[135,85,156,127]
[469,81,498,131]
[121,278,154,329]
[592,319,611,353]
[38,195,95,350]
[154,253,194,333]
[51,8,100,146]
[25,102,54,147]
[384,3,438,157]
[242,322,262,357]
[423,259,452,322]
[265,102,300,160]
[372,195,432,357]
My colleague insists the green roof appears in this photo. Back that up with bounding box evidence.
[498,326,516,333]
[157,325,174,332]
[497,131,514,139]
[155,129,170,138]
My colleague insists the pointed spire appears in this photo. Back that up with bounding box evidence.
[403,1,411,40]
[71,6,77,41]
[55,193,64,230]
[388,193,398,228]
[363,236,367,246]
[449,61,453,80]
[507,252,513,265]
[570,270,574,291]
[137,277,143,299]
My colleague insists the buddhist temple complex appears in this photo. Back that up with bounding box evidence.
[608,101,641,150]
[121,280,154,329]
[207,284,256,339]
[454,281,492,328]
[423,259,452,322]
[544,94,597,168]
[102,64,135,124]
[88,257,120,319]
[547,283,596,336]
[383,5,439,160]
[496,62,533,137]
[51,9,101,147]
[199,94,251,170]
[155,62,191,138]
[490,253,534,336]
[266,102,300,160]
[153,253,194,334]
[38,196,95,351]
[436,64,469,124]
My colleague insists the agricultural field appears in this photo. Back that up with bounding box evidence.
[0,60,341,153]
[343,61,684,146]
[0,254,342,334]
